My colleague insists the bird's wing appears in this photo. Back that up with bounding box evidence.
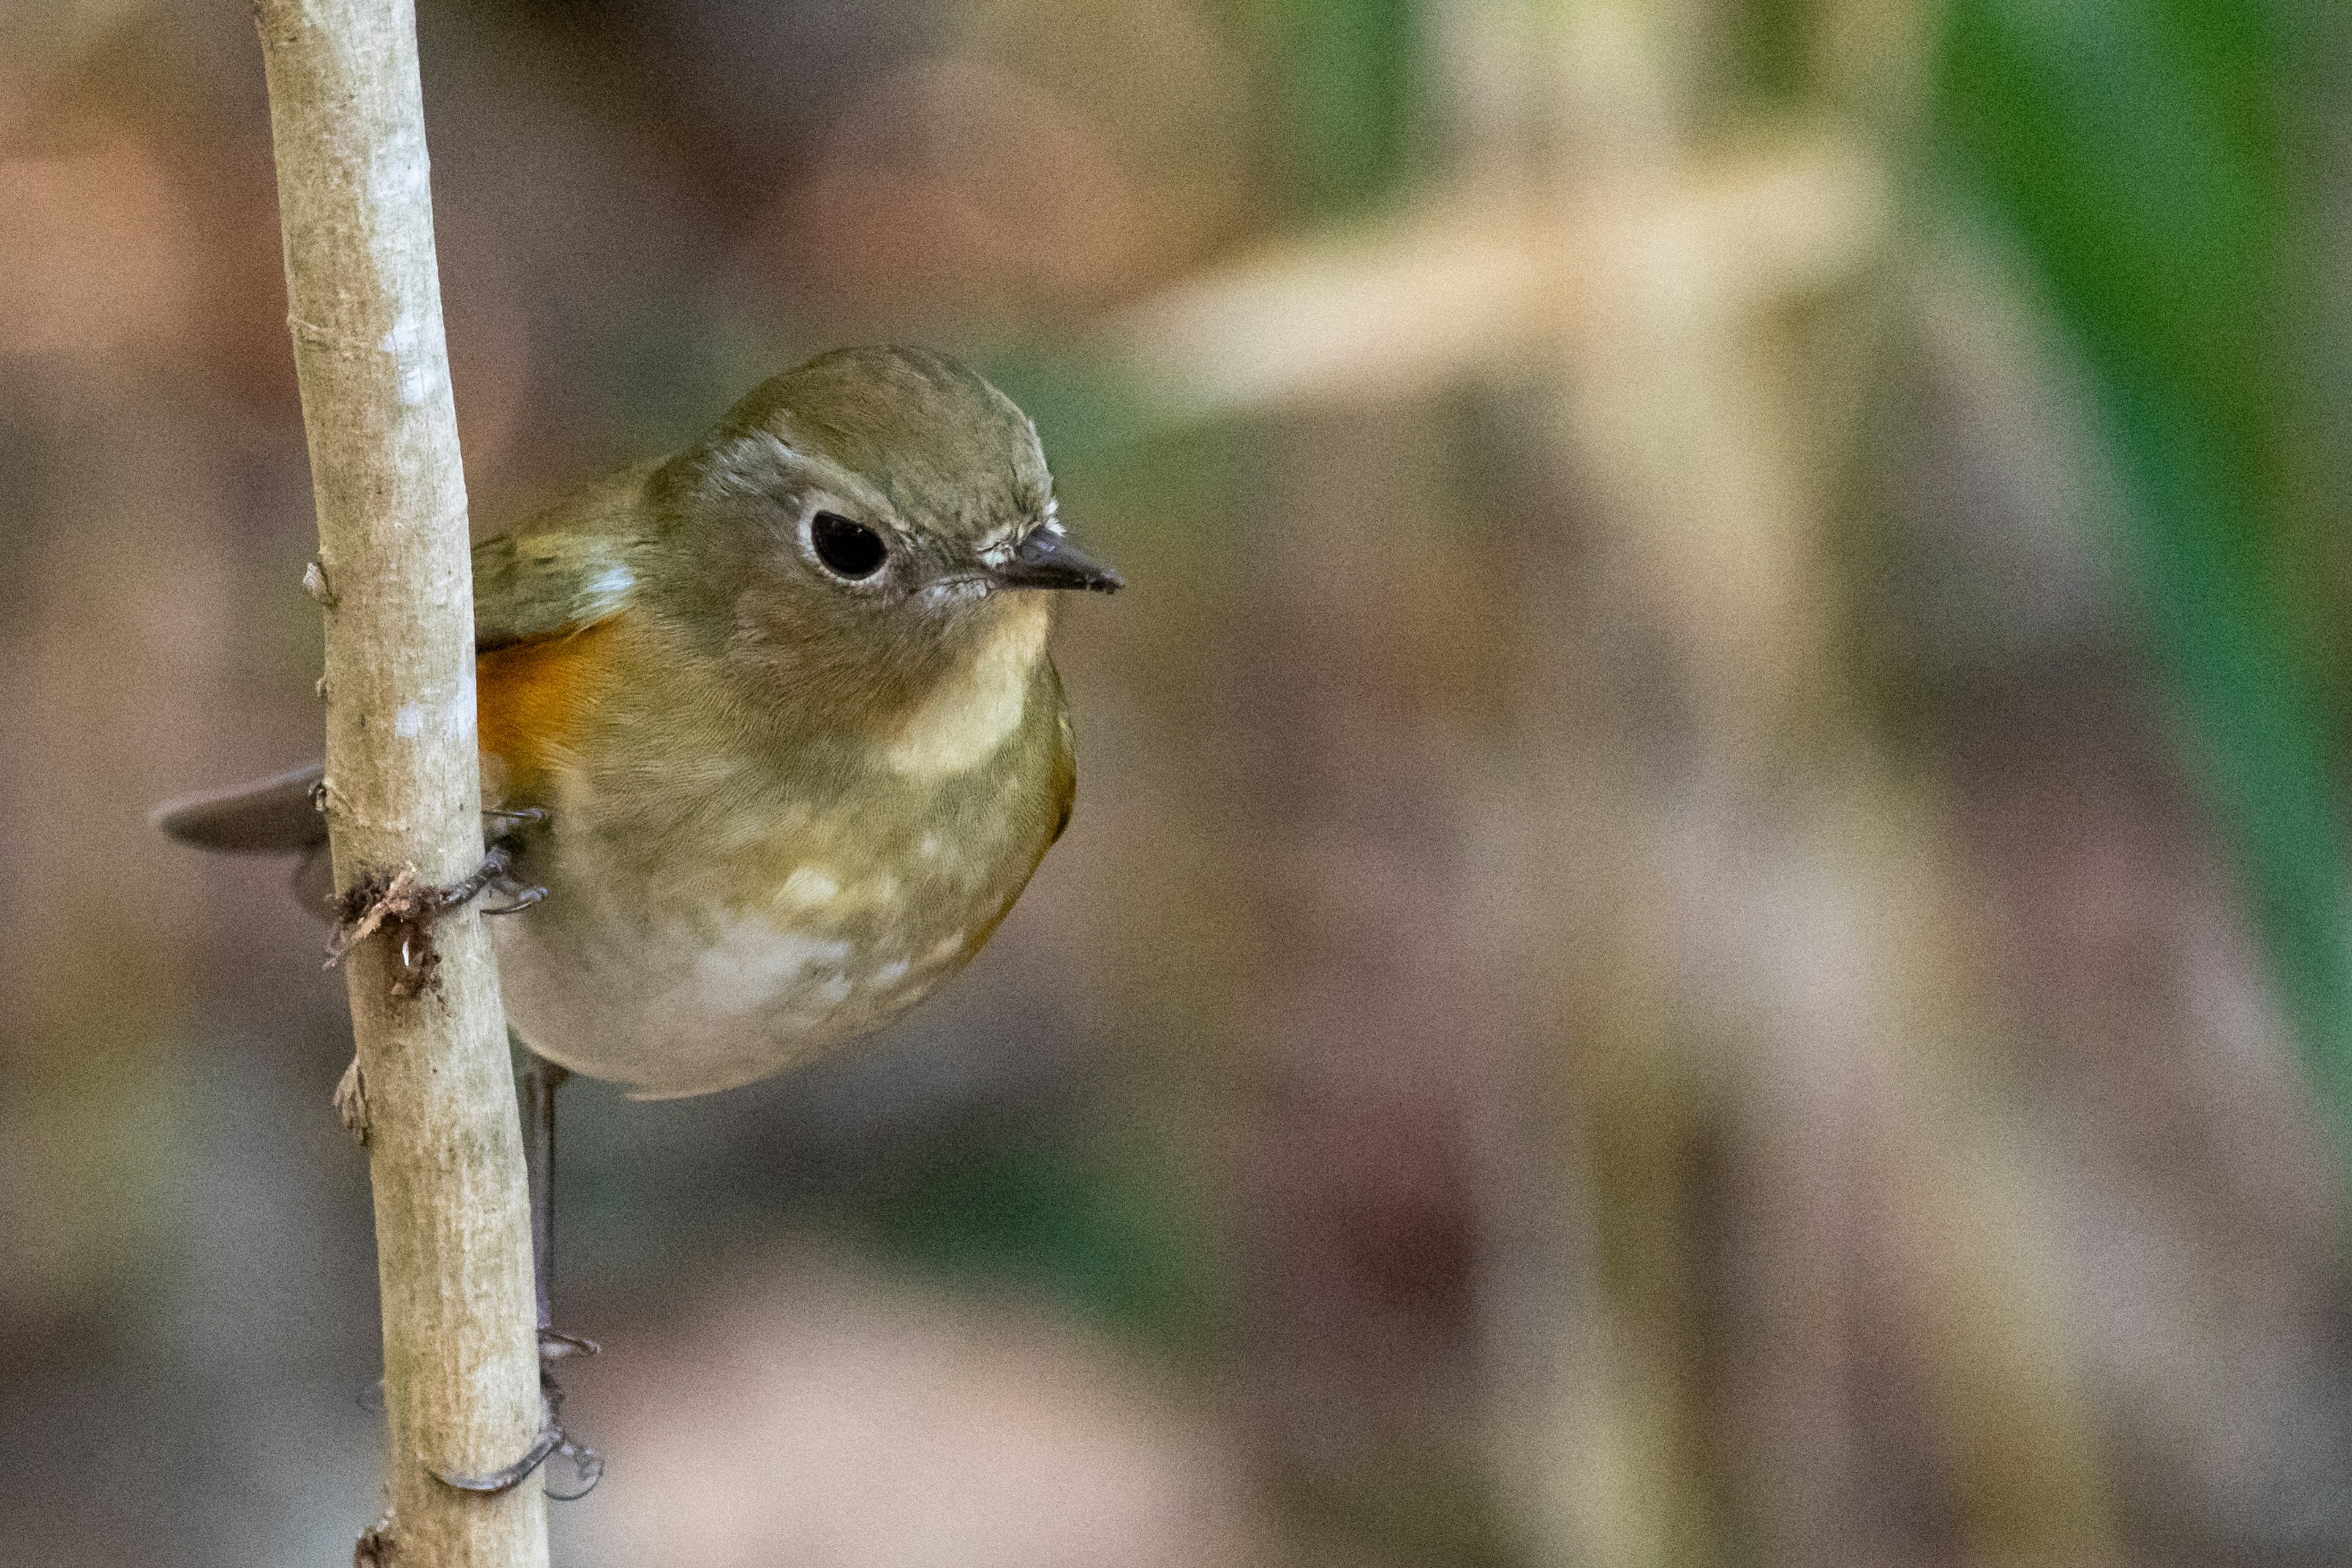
[472,530,643,651]
[156,467,654,859]
[473,459,658,650]
[153,529,638,850]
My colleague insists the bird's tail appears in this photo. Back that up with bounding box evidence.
[150,761,328,852]
[152,761,333,913]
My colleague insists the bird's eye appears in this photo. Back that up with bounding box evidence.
[810,511,889,580]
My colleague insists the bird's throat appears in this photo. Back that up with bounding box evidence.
[883,597,1053,778]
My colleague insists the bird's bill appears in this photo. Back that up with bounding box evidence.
[992,527,1124,594]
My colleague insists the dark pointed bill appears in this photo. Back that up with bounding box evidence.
[993,527,1124,594]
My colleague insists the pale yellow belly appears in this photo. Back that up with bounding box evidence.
[491,790,1046,1098]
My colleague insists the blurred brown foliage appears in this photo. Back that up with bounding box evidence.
[5,1,2352,1566]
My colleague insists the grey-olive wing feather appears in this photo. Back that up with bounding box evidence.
[471,530,643,650]
[472,461,655,650]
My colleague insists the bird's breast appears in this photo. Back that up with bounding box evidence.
[491,669,1072,1098]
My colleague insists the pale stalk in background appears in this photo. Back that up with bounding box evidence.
[1108,0,2127,1558]
[252,0,548,1561]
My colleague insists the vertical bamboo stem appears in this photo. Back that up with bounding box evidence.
[251,0,548,1561]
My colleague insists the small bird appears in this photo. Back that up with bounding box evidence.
[157,346,1119,1493]
[160,345,1120,1098]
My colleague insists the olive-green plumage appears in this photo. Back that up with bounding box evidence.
[157,346,1120,1097]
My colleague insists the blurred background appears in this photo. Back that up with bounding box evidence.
[7,0,2352,1562]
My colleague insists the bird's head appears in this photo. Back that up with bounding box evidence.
[650,346,1120,730]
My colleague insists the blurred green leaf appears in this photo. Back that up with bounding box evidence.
[856,1117,1223,1351]
[1262,0,1417,218]
[1940,0,2352,1117]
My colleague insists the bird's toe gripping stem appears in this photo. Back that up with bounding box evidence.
[432,1338,604,1501]
[325,842,546,987]
[434,1427,604,1502]
[479,808,551,914]
[441,843,547,916]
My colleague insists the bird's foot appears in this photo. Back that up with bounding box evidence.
[478,810,550,914]
[434,1422,603,1501]
[333,1055,370,1144]
[326,846,545,986]
[365,1335,604,1499]
[432,1351,603,1501]
[480,876,546,918]
[435,1423,603,1501]
[483,804,548,839]
[434,844,545,914]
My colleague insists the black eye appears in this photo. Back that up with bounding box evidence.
[810,511,888,579]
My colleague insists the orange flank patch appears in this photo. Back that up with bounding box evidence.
[476,616,625,782]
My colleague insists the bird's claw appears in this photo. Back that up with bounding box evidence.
[432,845,514,910]
[434,1423,602,1501]
[431,845,547,918]
[544,1431,605,1501]
[477,814,551,914]
[432,1354,604,1500]
[483,883,546,916]
[435,1423,561,1495]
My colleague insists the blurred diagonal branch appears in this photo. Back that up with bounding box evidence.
[251,0,546,1561]
[1105,130,1890,421]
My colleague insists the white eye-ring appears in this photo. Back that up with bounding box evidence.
[804,509,890,582]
